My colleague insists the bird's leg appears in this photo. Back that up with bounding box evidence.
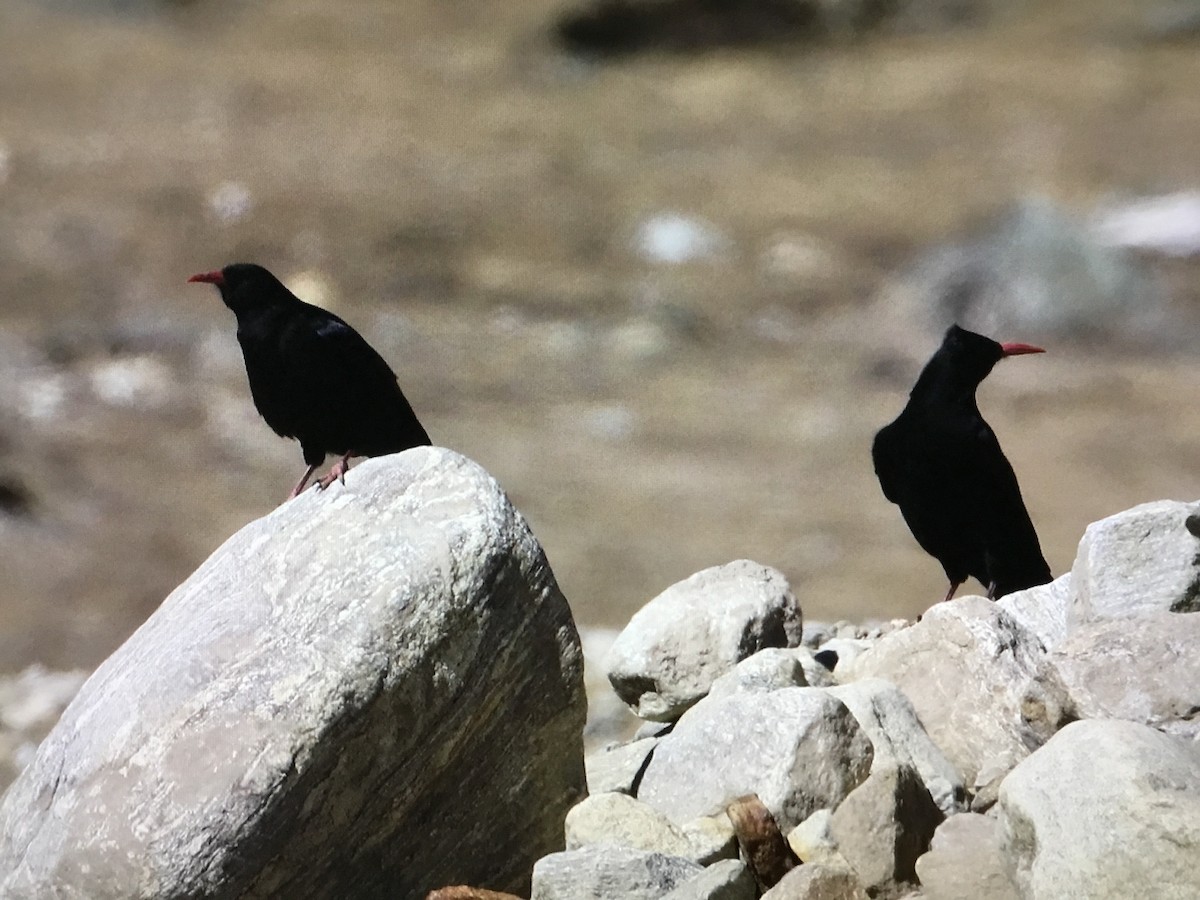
[288,464,319,500]
[986,581,998,601]
[316,451,358,491]
[942,580,963,604]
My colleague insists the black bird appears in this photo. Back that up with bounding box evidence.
[872,324,1051,602]
[189,263,431,499]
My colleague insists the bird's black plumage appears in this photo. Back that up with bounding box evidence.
[189,263,430,497]
[872,324,1051,601]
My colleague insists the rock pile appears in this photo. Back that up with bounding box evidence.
[540,499,1200,899]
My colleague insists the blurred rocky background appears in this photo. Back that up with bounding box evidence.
[1,0,1199,681]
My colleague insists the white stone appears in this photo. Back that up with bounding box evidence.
[761,862,868,900]
[607,560,803,721]
[707,648,808,699]
[637,687,872,833]
[829,764,943,892]
[531,846,702,900]
[1070,499,1200,624]
[848,596,1044,788]
[998,719,1200,899]
[1021,610,1200,744]
[825,679,965,815]
[635,213,729,265]
[661,859,756,900]
[565,792,694,858]
[914,813,1018,900]
[996,572,1070,652]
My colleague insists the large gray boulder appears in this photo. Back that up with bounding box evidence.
[0,448,586,899]
[1021,610,1200,744]
[847,596,1044,790]
[637,688,873,833]
[998,719,1200,899]
[1070,499,1200,624]
[606,560,803,721]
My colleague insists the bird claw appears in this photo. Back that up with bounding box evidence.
[315,456,352,491]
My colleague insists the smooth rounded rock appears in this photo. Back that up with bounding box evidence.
[0,448,586,900]
[637,687,872,833]
[606,560,803,721]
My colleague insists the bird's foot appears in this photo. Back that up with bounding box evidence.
[941,580,964,604]
[315,453,355,491]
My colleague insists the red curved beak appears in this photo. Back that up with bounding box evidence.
[1000,342,1045,357]
[188,270,224,286]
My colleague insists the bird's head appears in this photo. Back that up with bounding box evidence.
[188,263,293,314]
[916,324,1045,400]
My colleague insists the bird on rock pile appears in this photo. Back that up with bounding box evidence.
[872,324,1052,602]
[189,263,430,499]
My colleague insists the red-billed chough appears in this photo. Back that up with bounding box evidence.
[872,324,1051,602]
[189,263,430,499]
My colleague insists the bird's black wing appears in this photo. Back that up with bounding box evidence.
[874,409,993,586]
[963,420,1051,593]
[273,304,429,456]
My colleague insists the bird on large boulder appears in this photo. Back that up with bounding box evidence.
[872,324,1051,602]
[189,263,431,498]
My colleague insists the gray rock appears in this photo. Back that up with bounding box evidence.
[681,813,739,865]
[607,560,803,721]
[531,846,702,900]
[882,195,1167,342]
[848,596,1044,788]
[661,859,756,900]
[786,809,845,866]
[998,719,1200,899]
[761,862,869,900]
[829,764,943,892]
[914,813,1018,900]
[1070,499,1200,624]
[995,573,1070,653]
[707,648,808,699]
[1021,610,1200,744]
[638,687,872,832]
[635,213,730,265]
[826,679,965,816]
[565,792,695,858]
[585,737,659,795]
[0,448,586,900]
